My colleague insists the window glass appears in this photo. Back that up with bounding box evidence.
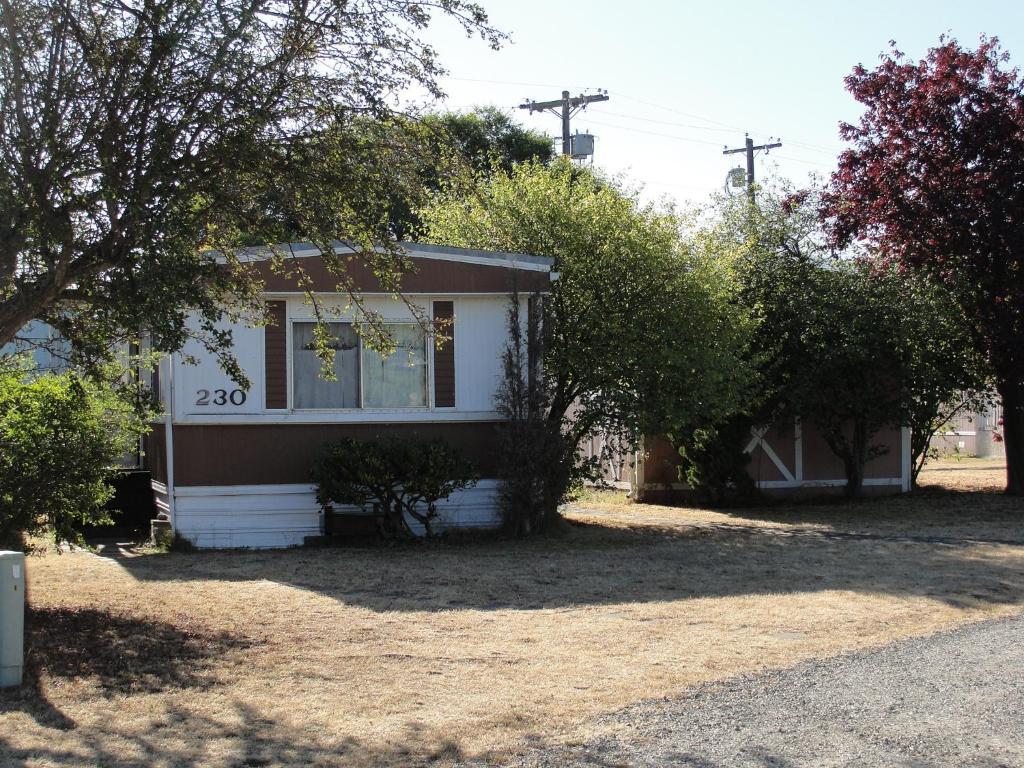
[292,322,359,409]
[361,324,427,408]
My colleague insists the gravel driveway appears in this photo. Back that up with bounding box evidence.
[493,613,1024,767]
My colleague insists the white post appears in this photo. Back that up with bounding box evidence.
[976,407,992,459]
[0,551,25,688]
[900,426,912,493]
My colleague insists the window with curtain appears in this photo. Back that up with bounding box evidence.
[291,322,359,409]
[361,324,428,408]
[290,321,427,409]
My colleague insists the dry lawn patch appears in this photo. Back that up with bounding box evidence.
[2,462,1023,767]
[575,456,1021,542]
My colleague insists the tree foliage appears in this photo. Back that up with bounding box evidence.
[685,187,988,498]
[311,436,477,539]
[424,107,554,176]
[821,36,1024,494]
[0,0,502,378]
[386,107,554,239]
[0,361,148,550]
[423,159,756,519]
[493,291,575,534]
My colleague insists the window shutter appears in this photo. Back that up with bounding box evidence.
[433,301,455,408]
[264,301,288,409]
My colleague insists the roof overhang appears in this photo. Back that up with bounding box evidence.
[227,241,555,274]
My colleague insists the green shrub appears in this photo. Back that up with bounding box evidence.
[0,363,147,550]
[673,417,759,505]
[311,437,477,539]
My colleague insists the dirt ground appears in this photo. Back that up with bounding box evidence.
[1,458,1022,767]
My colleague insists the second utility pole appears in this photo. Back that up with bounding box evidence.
[723,134,782,199]
[519,90,609,156]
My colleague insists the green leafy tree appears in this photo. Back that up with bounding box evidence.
[388,107,554,238]
[687,187,989,498]
[422,159,756,520]
[0,362,148,550]
[424,107,554,175]
[0,0,502,378]
[822,37,1024,494]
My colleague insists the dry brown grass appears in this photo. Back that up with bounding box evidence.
[574,456,1020,541]
[2,460,1023,767]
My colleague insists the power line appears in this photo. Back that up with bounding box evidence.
[598,110,738,134]
[608,90,842,154]
[771,154,837,169]
[445,76,844,157]
[583,117,726,147]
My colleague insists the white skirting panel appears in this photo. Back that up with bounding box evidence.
[168,480,502,549]
[152,481,171,518]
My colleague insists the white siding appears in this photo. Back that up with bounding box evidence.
[171,481,501,549]
[175,317,265,417]
[454,297,514,412]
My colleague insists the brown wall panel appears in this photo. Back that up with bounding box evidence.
[801,423,901,480]
[254,256,550,295]
[264,300,288,409]
[144,423,167,484]
[642,418,904,490]
[172,422,502,485]
[433,301,455,408]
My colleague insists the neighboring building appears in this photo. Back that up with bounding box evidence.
[633,420,912,502]
[0,319,72,372]
[145,242,555,549]
[931,401,1005,459]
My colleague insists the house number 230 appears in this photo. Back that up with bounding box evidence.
[195,388,247,406]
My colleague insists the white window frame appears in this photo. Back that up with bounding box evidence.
[285,306,436,414]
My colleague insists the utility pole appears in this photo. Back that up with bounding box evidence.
[723,134,782,200]
[518,90,609,156]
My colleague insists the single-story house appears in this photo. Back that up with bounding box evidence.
[145,242,554,549]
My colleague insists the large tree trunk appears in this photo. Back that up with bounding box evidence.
[842,419,868,499]
[998,380,1024,496]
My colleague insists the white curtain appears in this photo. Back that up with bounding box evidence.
[362,324,427,408]
[292,323,359,408]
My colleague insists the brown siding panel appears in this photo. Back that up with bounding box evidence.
[144,423,167,484]
[255,256,550,294]
[172,422,502,485]
[264,300,288,409]
[433,301,455,408]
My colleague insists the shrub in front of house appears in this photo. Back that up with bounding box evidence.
[0,362,147,550]
[311,437,477,539]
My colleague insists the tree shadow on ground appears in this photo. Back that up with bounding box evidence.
[94,501,1024,615]
[0,604,259,734]
[660,482,1024,539]
[0,697,469,767]
[25,605,258,695]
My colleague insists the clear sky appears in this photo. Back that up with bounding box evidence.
[420,0,1024,207]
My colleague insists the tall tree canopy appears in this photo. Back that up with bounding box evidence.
[0,0,501,375]
[423,107,554,175]
[422,159,755,514]
[389,107,554,238]
[822,37,1024,494]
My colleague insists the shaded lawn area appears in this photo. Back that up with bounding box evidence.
[575,456,1021,542]
[2,461,1023,767]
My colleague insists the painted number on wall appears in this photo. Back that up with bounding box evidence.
[195,388,247,406]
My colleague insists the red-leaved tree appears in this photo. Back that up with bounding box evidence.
[823,37,1024,495]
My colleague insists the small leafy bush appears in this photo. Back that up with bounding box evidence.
[311,436,477,538]
[0,363,147,550]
